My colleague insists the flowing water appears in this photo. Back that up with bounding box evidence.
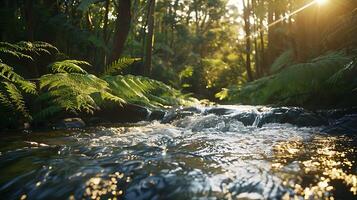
[0,106,356,200]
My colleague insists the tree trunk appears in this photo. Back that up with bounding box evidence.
[257,0,265,75]
[103,0,110,44]
[144,0,156,76]
[252,0,260,78]
[110,0,131,64]
[102,0,110,66]
[259,18,265,75]
[24,0,34,41]
[243,0,254,82]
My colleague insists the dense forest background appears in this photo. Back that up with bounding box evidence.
[1,0,357,128]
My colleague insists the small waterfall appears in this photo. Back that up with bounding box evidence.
[252,113,263,127]
[145,107,152,121]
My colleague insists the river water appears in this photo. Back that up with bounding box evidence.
[0,106,356,200]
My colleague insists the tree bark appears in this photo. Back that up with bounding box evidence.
[103,0,110,44]
[24,0,34,41]
[110,0,131,64]
[243,0,254,82]
[259,18,265,75]
[267,0,275,66]
[252,0,260,78]
[144,0,156,76]
[102,0,110,66]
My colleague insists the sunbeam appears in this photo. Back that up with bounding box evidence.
[244,0,326,40]
[315,0,328,5]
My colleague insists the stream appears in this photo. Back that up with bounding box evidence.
[0,105,356,200]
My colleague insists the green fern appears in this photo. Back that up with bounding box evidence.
[0,62,36,123]
[48,60,90,74]
[31,41,59,54]
[221,51,353,106]
[0,41,58,62]
[0,62,37,94]
[36,73,125,120]
[270,49,294,73]
[326,58,357,95]
[16,41,50,55]
[3,82,29,118]
[104,75,198,108]
[103,57,141,75]
[0,42,34,61]
[0,41,58,128]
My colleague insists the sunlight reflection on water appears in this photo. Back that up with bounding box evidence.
[0,106,356,199]
[272,136,356,200]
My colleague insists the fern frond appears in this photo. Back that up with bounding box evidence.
[0,87,14,110]
[32,41,59,54]
[17,80,37,94]
[37,72,124,119]
[0,43,34,61]
[0,62,37,94]
[104,57,141,75]
[48,60,90,74]
[104,75,198,108]
[0,41,59,68]
[3,82,30,118]
[226,51,352,106]
[0,60,36,122]
[17,41,60,56]
[270,49,294,73]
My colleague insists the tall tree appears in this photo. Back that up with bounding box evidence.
[103,0,110,66]
[144,0,156,76]
[267,0,277,66]
[24,0,34,41]
[110,0,131,64]
[243,0,254,81]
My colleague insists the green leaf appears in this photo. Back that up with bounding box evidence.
[104,57,141,76]
[49,60,90,74]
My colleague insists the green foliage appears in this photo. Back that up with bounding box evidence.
[0,62,37,94]
[201,59,230,89]
[0,42,33,61]
[0,41,61,128]
[270,49,294,73]
[0,41,58,62]
[220,51,354,107]
[16,41,59,56]
[104,57,141,76]
[48,60,91,74]
[179,65,194,88]
[215,88,229,100]
[0,41,59,79]
[0,40,198,123]
[327,58,357,94]
[0,31,200,127]
[36,72,124,120]
[0,62,37,127]
[36,71,198,120]
[104,75,199,108]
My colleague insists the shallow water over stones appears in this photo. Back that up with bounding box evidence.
[0,105,356,199]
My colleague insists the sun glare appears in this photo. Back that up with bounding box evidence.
[315,0,328,5]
